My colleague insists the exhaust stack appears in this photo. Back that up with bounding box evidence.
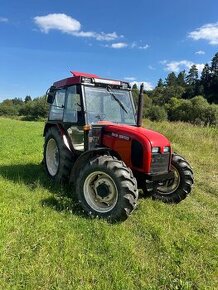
[136,83,144,127]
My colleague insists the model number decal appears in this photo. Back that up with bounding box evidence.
[111,132,130,141]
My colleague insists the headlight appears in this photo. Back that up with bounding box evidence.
[163,146,170,153]
[152,147,160,153]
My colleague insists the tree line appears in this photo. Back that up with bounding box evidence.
[0,95,48,120]
[133,52,218,126]
[0,52,217,125]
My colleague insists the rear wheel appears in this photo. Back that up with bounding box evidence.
[44,127,74,182]
[76,155,138,222]
[151,153,194,203]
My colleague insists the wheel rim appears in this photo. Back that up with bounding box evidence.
[46,138,59,176]
[83,171,118,213]
[157,165,180,195]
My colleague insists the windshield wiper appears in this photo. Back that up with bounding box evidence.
[107,86,128,114]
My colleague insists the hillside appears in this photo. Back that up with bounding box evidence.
[0,118,217,289]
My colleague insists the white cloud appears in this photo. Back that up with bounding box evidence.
[111,42,128,48]
[0,17,8,23]
[195,63,205,74]
[34,14,81,33]
[195,50,205,55]
[131,81,153,91]
[138,44,149,50]
[165,60,193,72]
[148,65,155,70]
[131,42,137,48]
[124,77,136,81]
[188,22,218,45]
[161,60,204,74]
[130,42,149,50]
[106,41,149,49]
[34,13,119,41]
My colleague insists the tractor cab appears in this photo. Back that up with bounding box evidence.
[46,71,136,152]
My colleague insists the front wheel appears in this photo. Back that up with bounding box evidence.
[76,155,138,222]
[151,153,194,203]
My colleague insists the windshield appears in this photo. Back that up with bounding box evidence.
[84,86,136,125]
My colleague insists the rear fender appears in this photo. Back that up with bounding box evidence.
[43,123,73,152]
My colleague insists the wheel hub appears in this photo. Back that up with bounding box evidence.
[83,171,118,213]
[94,178,113,201]
[157,165,180,194]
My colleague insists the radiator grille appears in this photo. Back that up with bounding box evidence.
[150,153,170,174]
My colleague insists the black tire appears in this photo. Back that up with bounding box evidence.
[151,153,194,203]
[76,155,138,222]
[44,127,74,183]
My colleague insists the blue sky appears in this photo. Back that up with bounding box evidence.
[0,0,218,100]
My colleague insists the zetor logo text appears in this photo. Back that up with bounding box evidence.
[111,132,130,141]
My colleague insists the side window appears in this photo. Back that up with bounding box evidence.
[63,86,81,123]
[49,89,65,120]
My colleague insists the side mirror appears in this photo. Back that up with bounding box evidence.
[47,86,56,104]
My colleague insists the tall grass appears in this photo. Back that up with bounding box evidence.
[0,117,217,289]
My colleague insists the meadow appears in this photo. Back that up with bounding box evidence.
[0,117,217,289]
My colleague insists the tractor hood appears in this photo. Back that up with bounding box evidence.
[101,123,171,173]
[102,123,171,150]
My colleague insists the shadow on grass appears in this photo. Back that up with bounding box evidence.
[0,163,87,218]
[0,163,149,222]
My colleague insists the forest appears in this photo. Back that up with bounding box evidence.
[133,52,218,126]
[0,52,217,126]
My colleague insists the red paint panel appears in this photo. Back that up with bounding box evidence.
[103,135,132,167]
[71,71,99,78]
[102,124,171,173]
[53,76,81,88]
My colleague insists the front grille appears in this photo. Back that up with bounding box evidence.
[150,153,170,174]
[131,140,143,168]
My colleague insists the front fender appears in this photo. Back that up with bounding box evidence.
[69,148,112,183]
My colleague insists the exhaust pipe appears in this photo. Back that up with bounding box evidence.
[136,83,144,127]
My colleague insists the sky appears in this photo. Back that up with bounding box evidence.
[0,0,218,101]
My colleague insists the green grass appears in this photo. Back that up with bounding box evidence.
[0,117,217,290]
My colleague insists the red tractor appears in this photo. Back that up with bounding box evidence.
[43,71,193,221]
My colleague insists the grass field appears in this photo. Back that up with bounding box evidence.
[0,117,217,290]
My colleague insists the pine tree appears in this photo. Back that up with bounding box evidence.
[177,71,186,87]
[211,52,218,75]
[210,52,218,103]
[157,78,164,87]
[184,65,199,98]
[201,64,212,99]
[186,65,198,85]
[165,72,177,87]
[25,95,32,103]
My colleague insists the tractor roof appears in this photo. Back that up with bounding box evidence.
[53,71,130,89]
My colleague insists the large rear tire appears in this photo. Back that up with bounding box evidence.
[76,155,138,222]
[151,153,194,203]
[44,127,74,183]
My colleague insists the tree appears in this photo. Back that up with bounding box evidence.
[210,53,218,103]
[177,71,186,87]
[186,65,198,85]
[201,64,212,100]
[147,105,167,121]
[184,65,200,99]
[157,78,164,87]
[0,98,22,116]
[211,52,218,75]
[165,72,177,87]
[25,95,32,103]
[132,83,139,106]
[19,96,49,120]
[12,98,23,106]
